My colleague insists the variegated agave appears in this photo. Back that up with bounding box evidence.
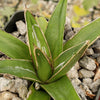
[0,0,100,100]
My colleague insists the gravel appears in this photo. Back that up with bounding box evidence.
[0,77,28,100]
[0,91,21,100]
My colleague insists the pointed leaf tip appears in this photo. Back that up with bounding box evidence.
[25,10,51,66]
[0,30,31,60]
[34,48,52,82]
[49,41,89,82]
[45,0,67,59]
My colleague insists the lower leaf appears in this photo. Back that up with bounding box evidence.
[41,76,80,100]
[0,59,40,82]
[27,84,51,100]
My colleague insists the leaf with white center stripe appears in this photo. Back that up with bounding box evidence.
[48,41,89,82]
[25,11,51,66]
[0,59,40,82]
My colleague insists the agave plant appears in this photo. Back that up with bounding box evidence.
[0,0,100,100]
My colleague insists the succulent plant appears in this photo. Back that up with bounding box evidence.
[0,0,100,100]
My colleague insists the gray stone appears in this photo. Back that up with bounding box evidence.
[71,78,81,86]
[0,77,15,91]
[74,62,80,70]
[83,78,92,86]
[16,20,26,35]
[65,31,75,41]
[79,56,96,71]
[0,77,28,99]
[81,84,93,95]
[0,91,21,100]
[90,53,100,59]
[14,78,28,99]
[79,69,94,78]
[35,82,40,90]
[12,31,20,37]
[67,67,79,79]
[18,36,25,43]
[64,17,75,41]
[85,48,94,55]
[89,79,100,93]
[94,46,100,53]
[92,39,100,53]
[73,85,87,100]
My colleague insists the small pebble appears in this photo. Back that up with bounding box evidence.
[85,48,94,55]
[0,91,21,100]
[74,62,80,70]
[79,69,94,78]
[71,78,81,86]
[79,56,96,71]
[67,67,79,79]
[80,84,93,96]
[14,78,28,99]
[74,85,87,100]
[93,46,100,53]
[83,78,92,86]
[89,79,100,93]
[0,77,15,91]
[16,20,26,35]
[92,39,100,53]
[12,31,20,37]
[64,17,75,41]
[18,36,26,43]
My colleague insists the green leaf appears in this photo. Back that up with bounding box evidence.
[42,76,80,100]
[0,30,31,60]
[45,0,67,59]
[48,41,88,82]
[64,18,100,51]
[34,48,52,82]
[27,84,51,100]
[25,11,51,66]
[83,0,100,10]
[36,17,48,33]
[0,59,40,82]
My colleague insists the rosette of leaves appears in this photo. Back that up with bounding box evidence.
[0,0,100,100]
